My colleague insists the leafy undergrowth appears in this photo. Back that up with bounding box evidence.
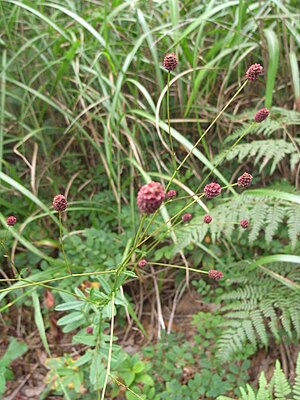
[1,0,300,399]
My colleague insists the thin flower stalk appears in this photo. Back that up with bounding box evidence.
[166,79,248,191]
[59,213,72,275]
[101,291,115,400]
[167,71,176,170]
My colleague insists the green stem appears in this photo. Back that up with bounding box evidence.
[167,71,176,170]
[195,122,256,193]
[101,291,115,400]
[166,79,248,191]
[59,213,71,275]
[151,262,208,274]
[109,374,144,400]
[0,269,118,294]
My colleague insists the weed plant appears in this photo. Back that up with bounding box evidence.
[0,1,300,399]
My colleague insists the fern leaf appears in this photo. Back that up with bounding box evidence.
[287,205,300,249]
[293,353,300,399]
[257,372,271,400]
[251,310,268,346]
[274,360,291,399]
[265,206,285,243]
[248,204,268,243]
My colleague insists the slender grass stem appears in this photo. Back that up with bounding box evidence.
[195,122,256,192]
[59,213,71,275]
[109,374,144,400]
[151,262,208,274]
[167,71,176,170]
[166,80,248,191]
[0,269,118,294]
[101,291,115,400]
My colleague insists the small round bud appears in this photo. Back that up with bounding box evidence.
[182,213,192,223]
[6,216,17,226]
[204,182,221,199]
[246,64,263,81]
[237,172,253,188]
[208,270,223,280]
[138,259,148,268]
[254,108,269,123]
[203,215,212,224]
[167,190,177,199]
[163,52,178,71]
[240,219,249,229]
[86,326,93,334]
[53,194,67,212]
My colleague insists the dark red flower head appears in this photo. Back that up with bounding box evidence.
[182,213,192,223]
[137,181,165,214]
[208,270,223,280]
[237,172,253,188]
[167,190,177,199]
[246,64,263,81]
[86,326,93,334]
[204,182,221,199]
[6,216,17,226]
[203,214,212,224]
[254,108,269,123]
[138,259,148,268]
[53,194,67,212]
[240,219,249,229]
[163,52,178,71]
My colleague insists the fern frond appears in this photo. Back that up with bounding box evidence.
[248,204,269,244]
[241,385,256,400]
[265,206,285,243]
[218,272,300,361]
[274,360,291,399]
[215,140,298,175]
[287,205,300,249]
[256,372,271,400]
[293,353,300,399]
[174,195,300,252]
[225,107,300,143]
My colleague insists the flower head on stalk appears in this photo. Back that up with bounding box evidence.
[246,64,263,81]
[208,270,223,280]
[163,52,178,71]
[204,182,221,199]
[237,172,253,188]
[53,194,67,212]
[6,216,17,226]
[137,182,165,214]
[254,108,269,123]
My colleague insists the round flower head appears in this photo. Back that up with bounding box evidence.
[138,259,148,268]
[137,181,165,214]
[240,219,249,229]
[86,326,93,334]
[254,108,269,123]
[6,215,17,226]
[246,64,263,81]
[182,213,192,223]
[163,52,178,71]
[203,214,212,224]
[53,194,67,212]
[208,270,223,280]
[237,172,253,188]
[204,182,221,199]
[167,190,177,199]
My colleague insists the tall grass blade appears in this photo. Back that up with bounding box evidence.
[264,28,279,108]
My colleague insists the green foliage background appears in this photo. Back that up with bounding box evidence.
[0,0,299,398]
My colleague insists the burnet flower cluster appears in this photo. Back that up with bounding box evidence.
[135,60,268,280]
[4,61,266,287]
